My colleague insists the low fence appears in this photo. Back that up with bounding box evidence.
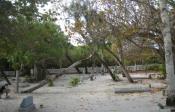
[2,64,161,76]
[47,64,161,74]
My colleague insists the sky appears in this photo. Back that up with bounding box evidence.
[38,0,84,46]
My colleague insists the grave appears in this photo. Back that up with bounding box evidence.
[114,87,152,93]
[19,96,36,112]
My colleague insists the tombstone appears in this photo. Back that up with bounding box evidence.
[19,96,36,112]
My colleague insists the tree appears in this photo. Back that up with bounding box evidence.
[159,0,175,106]
[63,0,134,82]
[0,0,67,82]
[13,19,67,81]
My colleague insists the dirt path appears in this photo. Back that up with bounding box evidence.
[0,74,169,112]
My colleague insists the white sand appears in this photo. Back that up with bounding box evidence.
[0,73,170,112]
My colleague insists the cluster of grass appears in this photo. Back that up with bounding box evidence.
[48,78,54,87]
[69,76,80,87]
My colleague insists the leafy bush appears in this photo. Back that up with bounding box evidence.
[48,78,54,87]
[146,64,166,79]
[159,64,166,79]
[146,64,161,71]
[69,76,80,87]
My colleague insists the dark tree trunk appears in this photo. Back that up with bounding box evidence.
[21,66,31,76]
[33,63,46,81]
[95,53,119,81]
[105,47,134,83]
[84,63,89,74]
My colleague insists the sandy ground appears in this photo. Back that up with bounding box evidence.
[0,73,171,112]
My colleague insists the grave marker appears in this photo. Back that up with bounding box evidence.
[19,96,36,112]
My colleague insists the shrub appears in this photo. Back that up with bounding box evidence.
[159,64,166,79]
[48,78,54,87]
[146,64,161,71]
[69,76,80,87]
[146,64,166,79]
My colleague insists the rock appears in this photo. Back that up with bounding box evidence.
[19,96,36,112]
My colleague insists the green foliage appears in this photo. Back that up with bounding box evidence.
[159,64,166,77]
[146,64,166,76]
[69,76,80,87]
[168,0,175,7]
[21,21,66,62]
[7,51,32,70]
[0,0,168,73]
[64,45,117,67]
[5,17,67,69]
[48,78,54,87]
[146,64,161,71]
[69,46,90,61]
[0,0,67,70]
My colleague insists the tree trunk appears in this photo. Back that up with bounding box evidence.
[119,46,125,77]
[105,47,134,83]
[65,52,82,74]
[84,63,89,74]
[16,70,19,93]
[21,54,93,93]
[95,53,119,81]
[33,63,46,81]
[91,55,95,74]
[160,0,175,106]
[100,49,105,75]
[0,70,11,85]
